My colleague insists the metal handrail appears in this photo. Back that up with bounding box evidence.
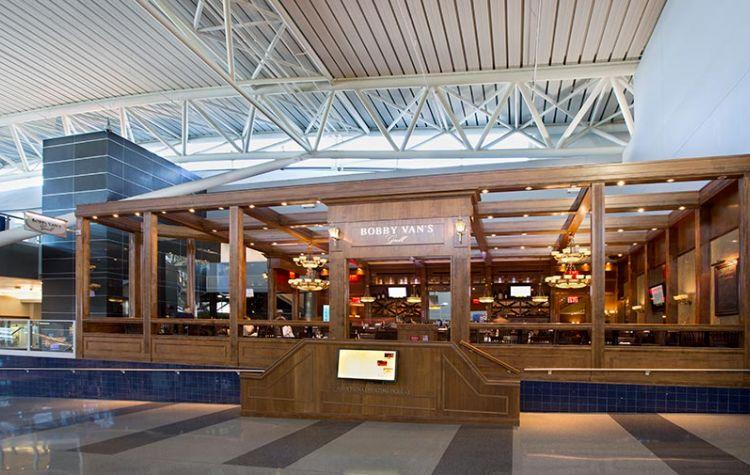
[459,340,521,374]
[0,367,263,373]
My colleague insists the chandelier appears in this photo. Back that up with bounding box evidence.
[551,235,591,264]
[293,246,327,269]
[545,264,591,289]
[289,268,330,292]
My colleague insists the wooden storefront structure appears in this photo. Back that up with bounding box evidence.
[74,155,750,423]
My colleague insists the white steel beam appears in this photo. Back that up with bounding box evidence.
[180,101,189,155]
[127,109,180,156]
[434,87,472,149]
[518,83,552,147]
[189,100,242,153]
[476,83,514,150]
[314,92,335,151]
[222,0,235,80]
[556,79,605,148]
[9,125,30,172]
[611,77,635,135]
[354,90,399,151]
[401,87,430,151]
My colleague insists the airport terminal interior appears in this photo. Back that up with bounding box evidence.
[0,0,749,473]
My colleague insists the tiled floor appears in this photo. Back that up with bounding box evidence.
[1,397,749,474]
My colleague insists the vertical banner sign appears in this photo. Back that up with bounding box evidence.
[24,211,69,238]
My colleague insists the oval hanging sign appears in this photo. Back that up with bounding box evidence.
[24,211,69,238]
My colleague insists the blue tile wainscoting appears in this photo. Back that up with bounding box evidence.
[521,380,750,413]
[0,355,240,404]
[2,356,749,412]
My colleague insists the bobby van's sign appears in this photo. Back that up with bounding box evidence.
[23,211,68,238]
[350,219,445,246]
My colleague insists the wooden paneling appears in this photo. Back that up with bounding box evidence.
[128,232,141,319]
[476,345,593,369]
[740,174,750,367]
[151,336,233,366]
[229,206,245,361]
[241,340,520,425]
[141,212,157,359]
[185,238,195,315]
[74,217,90,358]
[666,227,678,322]
[238,339,299,368]
[590,182,605,367]
[710,182,740,239]
[83,334,148,362]
[451,249,471,343]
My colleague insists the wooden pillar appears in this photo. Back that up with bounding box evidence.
[627,255,636,323]
[694,207,712,324]
[75,217,90,358]
[642,245,652,323]
[141,212,158,360]
[328,254,349,339]
[590,182,605,368]
[363,264,372,320]
[419,264,428,322]
[665,227,679,323]
[739,174,750,368]
[228,206,245,362]
[267,263,277,319]
[128,232,142,318]
[186,238,196,317]
[450,247,471,343]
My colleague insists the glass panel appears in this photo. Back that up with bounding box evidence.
[0,320,29,350]
[428,290,451,323]
[30,321,74,353]
[195,241,227,319]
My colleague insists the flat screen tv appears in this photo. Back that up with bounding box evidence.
[387,287,407,298]
[509,284,532,298]
[649,283,666,307]
[337,349,397,382]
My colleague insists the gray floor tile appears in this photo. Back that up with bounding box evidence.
[433,424,513,475]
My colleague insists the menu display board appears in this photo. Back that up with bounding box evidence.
[337,349,398,382]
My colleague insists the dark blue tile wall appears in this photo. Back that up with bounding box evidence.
[41,131,200,320]
[0,355,239,404]
[522,380,750,413]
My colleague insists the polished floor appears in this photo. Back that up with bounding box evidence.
[1,398,749,474]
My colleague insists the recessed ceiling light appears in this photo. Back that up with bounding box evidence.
[272,242,278,246]
[617,180,626,186]
[281,202,288,206]
[618,253,623,257]
[481,189,489,194]
[651,227,658,231]
[134,212,141,217]
[525,186,533,191]
[92,215,98,220]
[523,214,529,218]
[494,247,498,250]
[520,246,525,250]
[637,208,645,213]
[618,228,624,233]
[521,232,527,236]
[250,242,255,246]
[218,207,224,210]
[487,215,494,219]
[667,178,675,183]
[249,204,255,209]
[112,214,119,218]
[161,211,166,215]
[212,229,217,233]
[678,206,686,211]
[491,234,496,237]
[633,242,638,246]
[188,208,195,213]
[262,226,268,230]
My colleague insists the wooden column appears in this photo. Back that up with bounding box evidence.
[419,263,428,322]
[642,245,652,323]
[186,239,196,316]
[128,232,142,318]
[141,212,158,360]
[590,182,605,368]
[291,291,300,320]
[363,264,372,320]
[665,227,679,323]
[627,255,636,323]
[739,174,750,368]
[328,254,349,339]
[229,206,245,362]
[267,264,277,319]
[694,207,712,324]
[74,217,90,358]
[450,248,471,343]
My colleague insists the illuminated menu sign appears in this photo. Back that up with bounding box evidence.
[337,349,398,382]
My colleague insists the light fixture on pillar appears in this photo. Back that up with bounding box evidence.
[455,218,467,243]
[328,226,341,250]
[672,294,692,305]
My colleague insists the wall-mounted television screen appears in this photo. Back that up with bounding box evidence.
[337,349,397,382]
[387,287,407,298]
[649,283,666,307]
[509,285,532,298]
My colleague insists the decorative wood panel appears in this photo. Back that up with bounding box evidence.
[83,334,148,362]
[151,335,233,366]
[490,299,550,319]
[238,339,299,368]
[370,298,421,321]
[241,340,520,425]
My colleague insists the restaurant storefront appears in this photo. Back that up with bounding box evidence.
[73,155,750,424]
